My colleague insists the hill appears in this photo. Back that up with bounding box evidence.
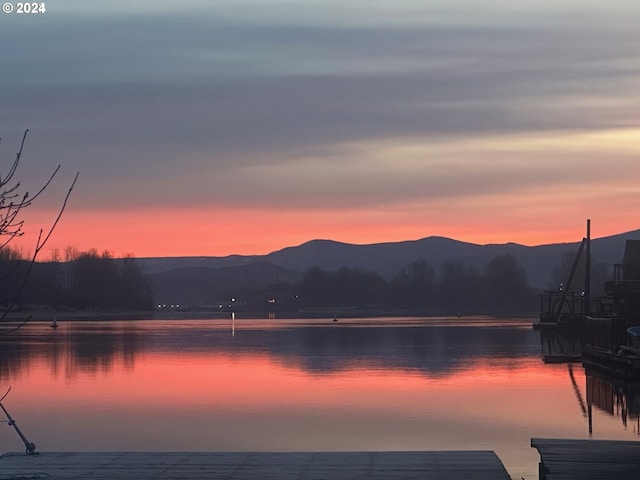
[142,228,640,304]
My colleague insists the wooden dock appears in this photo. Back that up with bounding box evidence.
[532,438,640,479]
[0,451,511,479]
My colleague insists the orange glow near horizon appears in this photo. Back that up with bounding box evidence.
[11,204,640,259]
[9,127,640,259]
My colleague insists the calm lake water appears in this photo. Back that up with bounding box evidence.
[1,317,638,479]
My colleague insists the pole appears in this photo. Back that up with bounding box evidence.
[0,389,38,455]
[554,238,586,322]
[585,219,591,316]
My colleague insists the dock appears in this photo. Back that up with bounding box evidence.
[532,438,640,479]
[0,451,511,479]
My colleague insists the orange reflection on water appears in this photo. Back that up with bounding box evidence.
[8,351,581,434]
[2,341,635,480]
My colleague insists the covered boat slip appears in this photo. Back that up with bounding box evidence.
[0,451,512,479]
[532,438,640,480]
[582,315,640,377]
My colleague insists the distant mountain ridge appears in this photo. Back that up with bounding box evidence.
[142,228,640,303]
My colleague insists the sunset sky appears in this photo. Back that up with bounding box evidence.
[2,0,639,258]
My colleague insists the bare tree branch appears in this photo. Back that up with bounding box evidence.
[0,130,79,334]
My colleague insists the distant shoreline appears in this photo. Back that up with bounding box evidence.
[3,305,537,322]
[3,308,154,322]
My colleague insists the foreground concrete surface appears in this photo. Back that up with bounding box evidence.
[0,451,511,479]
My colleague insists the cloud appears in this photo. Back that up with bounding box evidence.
[1,3,639,216]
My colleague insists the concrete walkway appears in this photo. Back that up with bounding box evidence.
[0,451,511,479]
[532,438,640,480]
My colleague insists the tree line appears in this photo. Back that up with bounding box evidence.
[1,246,604,316]
[263,254,538,315]
[0,247,153,310]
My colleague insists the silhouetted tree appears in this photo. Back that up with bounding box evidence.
[390,260,436,307]
[483,254,534,314]
[118,254,153,309]
[12,248,152,310]
[334,267,387,306]
[58,249,152,309]
[300,267,331,306]
[0,130,78,332]
[437,259,480,312]
[299,266,387,307]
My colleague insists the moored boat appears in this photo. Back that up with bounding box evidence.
[583,239,640,377]
[627,325,640,351]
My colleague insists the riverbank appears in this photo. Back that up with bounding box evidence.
[2,306,153,322]
[2,304,537,322]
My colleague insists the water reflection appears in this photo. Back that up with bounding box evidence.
[586,368,640,435]
[539,326,640,436]
[1,318,538,381]
[539,327,582,363]
[0,322,146,381]
[0,317,637,480]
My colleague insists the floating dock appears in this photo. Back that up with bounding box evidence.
[532,438,640,479]
[0,451,511,479]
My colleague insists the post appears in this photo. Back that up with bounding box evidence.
[0,399,38,455]
[585,219,591,316]
[553,238,586,323]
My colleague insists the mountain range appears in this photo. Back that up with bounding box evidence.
[142,228,640,305]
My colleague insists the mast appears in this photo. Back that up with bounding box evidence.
[585,219,591,317]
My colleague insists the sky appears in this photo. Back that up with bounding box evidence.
[1,0,639,258]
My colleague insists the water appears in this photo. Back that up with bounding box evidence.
[1,317,638,479]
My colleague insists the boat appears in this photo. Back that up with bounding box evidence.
[50,318,59,329]
[627,326,640,351]
[536,220,592,328]
[582,238,640,377]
